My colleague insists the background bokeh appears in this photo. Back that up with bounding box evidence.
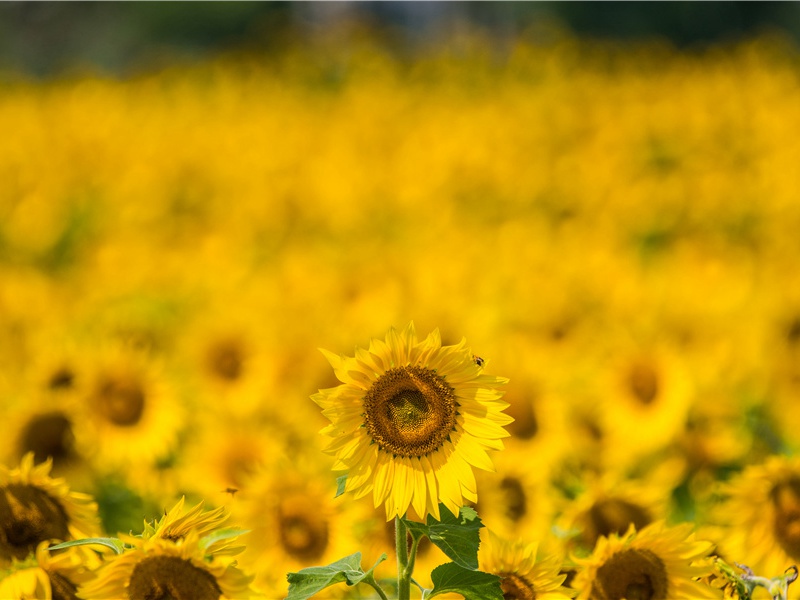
[3,4,800,597]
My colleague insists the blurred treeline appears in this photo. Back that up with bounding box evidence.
[2,2,800,76]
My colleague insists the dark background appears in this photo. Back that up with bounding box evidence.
[1,2,799,76]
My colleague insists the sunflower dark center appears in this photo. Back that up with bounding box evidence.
[128,556,223,600]
[500,477,527,521]
[499,572,536,600]
[628,363,659,405]
[0,483,71,561]
[207,340,244,381]
[771,478,800,559]
[19,412,76,465]
[278,498,329,562]
[94,376,145,426]
[49,571,79,600]
[582,499,652,548]
[363,366,457,458]
[594,548,668,600]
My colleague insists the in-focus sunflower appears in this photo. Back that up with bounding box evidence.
[77,530,255,600]
[312,322,512,520]
[0,453,100,566]
[480,529,575,600]
[713,455,800,580]
[0,540,95,600]
[571,521,718,600]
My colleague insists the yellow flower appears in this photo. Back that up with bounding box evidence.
[480,529,575,600]
[141,497,245,558]
[713,455,800,580]
[0,540,95,600]
[572,521,718,599]
[0,453,100,566]
[77,530,255,600]
[312,322,512,520]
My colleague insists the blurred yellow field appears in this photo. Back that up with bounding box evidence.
[2,31,800,599]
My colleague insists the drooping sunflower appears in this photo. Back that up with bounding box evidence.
[480,529,575,600]
[0,453,100,566]
[713,455,800,580]
[77,530,255,600]
[312,322,512,520]
[571,521,718,600]
[0,540,95,600]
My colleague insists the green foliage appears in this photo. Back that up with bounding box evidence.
[48,537,127,555]
[198,527,250,554]
[335,474,347,499]
[403,504,483,571]
[422,562,502,600]
[286,552,387,600]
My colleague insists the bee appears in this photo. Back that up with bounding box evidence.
[222,487,239,497]
[472,355,485,368]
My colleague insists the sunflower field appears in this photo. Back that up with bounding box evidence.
[2,28,800,600]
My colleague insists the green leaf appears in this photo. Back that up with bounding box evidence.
[423,562,503,600]
[335,474,348,499]
[409,504,483,571]
[286,552,387,600]
[48,537,127,555]
[198,527,250,553]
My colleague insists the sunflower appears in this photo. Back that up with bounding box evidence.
[77,530,255,600]
[141,497,245,558]
[555,471,676,554]
[713,455,800,581]
[71,342,185,469]
[0,540,95,600]
[312,322,512,520]
[232,462,357,597]
[0,453,100,566]
[480,529,575,600]
[571,521,718,600]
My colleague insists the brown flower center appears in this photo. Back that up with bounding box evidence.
[94,375,145,426]
[128,556,223,600]
[278,497,329,562]
[506,393,538,440]
[363,366,457,458]
[593,548,668,600]
[499,572,536,600]
[207,339,245,382]
[582,498,652,549]
[0,483,71,561]
[19,412,76,465]
[628,362,659,406]
[49,571,79,600]
[771,478,800,559]
[500,477,527,522]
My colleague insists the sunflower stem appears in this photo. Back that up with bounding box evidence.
[405,534,421,582]
[395,516,411,600]
[362,572,390,600]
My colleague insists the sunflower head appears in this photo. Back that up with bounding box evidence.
[572,521,717,600]
[0,453,100,566]
[312,323,512,520]
[480,529,575,600]
[77,530,255,600]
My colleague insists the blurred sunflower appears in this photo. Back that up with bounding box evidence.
[232,464,356,596]
[571,521,717,599]
[312,322,512,520]
[474,444,560,542]
[480,529,574,600]
[77,530,255,600]
[556,472,675,555]
[71,343,185,469]
[0,540,94,600]
[0,453,100,566]
[714,455,800,580]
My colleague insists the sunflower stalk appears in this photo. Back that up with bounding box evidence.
[396,516,412,600]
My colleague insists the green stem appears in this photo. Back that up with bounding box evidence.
[362,573,390,600]
[395,516,410,600]
[405,534,421,582]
